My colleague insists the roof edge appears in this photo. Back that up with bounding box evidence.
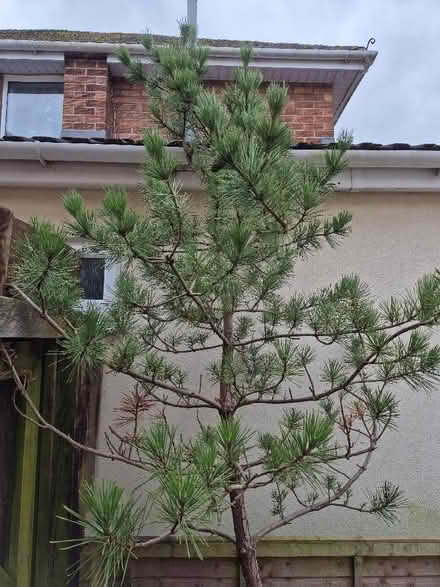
[0,141,438,167]
[0,38,377,64]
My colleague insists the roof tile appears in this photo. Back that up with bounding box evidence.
[0,29,364,51]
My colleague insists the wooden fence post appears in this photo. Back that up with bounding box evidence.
[8,342,42,587]
[353,555,363,587]
[0,207,13,295]
[33,345,63,587]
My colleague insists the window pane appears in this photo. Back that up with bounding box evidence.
[80,258,105,300]
[5,81,64,137]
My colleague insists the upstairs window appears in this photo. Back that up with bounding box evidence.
[1,77,64,138]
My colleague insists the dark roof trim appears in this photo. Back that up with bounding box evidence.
[1,136,439,152]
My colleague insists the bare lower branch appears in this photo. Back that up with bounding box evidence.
[135,525,177,548]
[10,283,68,337]
[119,367,220,410]
[188,525,236,543]
[146,389,214,409]
[329,503,370,514]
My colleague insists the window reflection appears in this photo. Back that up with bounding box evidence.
[80,257,105,300]
[5,81,64,138]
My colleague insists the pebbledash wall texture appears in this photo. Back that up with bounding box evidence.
[61,55,333,142]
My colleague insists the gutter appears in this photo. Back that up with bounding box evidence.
[0,141,187,165]
[0,38,376,65]
[0,143,437,192]
[0,142,438,169]
[293,149,440,169]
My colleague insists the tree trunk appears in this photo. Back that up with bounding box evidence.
[229,489,263,587]
[219,311,234,413]
[220,311,263,586]
[237,545,263,587]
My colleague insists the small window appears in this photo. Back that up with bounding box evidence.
[1,78,64,138]
[70,240,119,305]
[80,257,105,300]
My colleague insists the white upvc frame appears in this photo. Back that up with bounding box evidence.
[0,74,65,138]
[70,239,120,307]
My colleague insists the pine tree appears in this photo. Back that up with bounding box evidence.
[5,23,440,587]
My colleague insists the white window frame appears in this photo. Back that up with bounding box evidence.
[70,240,120,307]
[0,75,64,138]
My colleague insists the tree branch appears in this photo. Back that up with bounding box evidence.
[146,388,215,410]
[135,525,177,548]
[240,316,440,408]
[10,283,221,411]
[10,283,68,337]
[166,258,229,345]
[188,525,236,543]
[227,159,288,232]
[254,440,375,540]
[233,317,429,349]
[119,367,221,410]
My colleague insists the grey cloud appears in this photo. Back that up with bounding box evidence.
[2,0,439,143]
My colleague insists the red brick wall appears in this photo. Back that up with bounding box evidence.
[110,77,156,140]
[282,85,333,143]
[108,78,334,144]
[63,55,109,134]
[60,60,334,143]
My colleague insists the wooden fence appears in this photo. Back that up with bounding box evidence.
[130,557,440,586]
[0,208,102,587]
[128,540,440,586]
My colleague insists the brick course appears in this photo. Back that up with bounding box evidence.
[108,78,334,144]
[110,77,158,140]
[62,55,110,135]
[1,61,334,143]
[281,85,333,143]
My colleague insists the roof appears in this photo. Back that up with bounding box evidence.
[1,136,439,151]
[0,29,364,51]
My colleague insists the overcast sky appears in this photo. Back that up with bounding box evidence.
[2,0,439,144]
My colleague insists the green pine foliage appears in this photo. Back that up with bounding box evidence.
[10,22,440,587]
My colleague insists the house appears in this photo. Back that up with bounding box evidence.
[2,28,440,585]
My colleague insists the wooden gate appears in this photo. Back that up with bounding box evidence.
[0,208,102,587]
[1,342,71,587]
